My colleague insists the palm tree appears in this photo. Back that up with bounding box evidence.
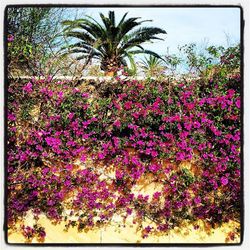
[62,11,166,75]
[140,55,166,78]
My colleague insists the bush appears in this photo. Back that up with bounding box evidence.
[7,47,241,240]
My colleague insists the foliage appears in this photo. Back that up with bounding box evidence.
[124,54,138,77]
[61,11,166,74]
[7,44,241,241]
[6,7,82,77]
[140,55,166,78]
[164,53,183,75]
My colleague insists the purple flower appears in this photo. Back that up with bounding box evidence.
[193,121,201,129]
[8,34,14,42]
[22,82,33,94]
[47,200,55,206]
[80,154,86,162]
[98,152,105,160]
[65,164,73,171]
[115,170,123,179]
[194,196,201,205]
[235,98,240,109]
[145,226,152,233]
[220,176,229,186]
[45,137,61,150]
[8,112,16,121]
[39,230,46,238]
[149,164,160,173]
[82,92,89,98]
[124,101,132,110]
[113,120,121,128]
[176,151,185,161]
[42,167,50,175]
[151,150,158,158]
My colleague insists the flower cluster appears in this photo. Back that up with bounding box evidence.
[7,51,241,241]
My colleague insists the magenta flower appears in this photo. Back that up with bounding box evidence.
[82,92,89,98]
[176,152,185,161]
[124,101,133,110]
[145,226,152,233]
[115,170,124,179]
[151,150,158,158]
[194,196,201,205]
[80,154,86,162]
[45,137,61,147]
[220,176,229,186]
[153,192,161,199]
[98,152,105,160]
[149,164,160,173]
[65,164,73,171]
[113,120,121,128]
[8,112,16,121]
[235,98,240,109]
[68,112,75,120]
[22,82,33,94]
[7,34,14,42]
[184,122,192,131]
[193,121,201,129]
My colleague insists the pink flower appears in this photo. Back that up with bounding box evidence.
[98,152,105,160]
[65,164,73,171]
[73,88,80,94]
[151,150,158,158]
[80,154,86,162]
[113,137,120,148]
[227,89,235,98]
[137,140,145,146]
[168,97,173,104]
[8,34,14,42]
[176,152,185,161]
[132,112,140,119]
[113,120,121,128]
[186,103,195,110]
[153,192,161,199]
[68,112,75,120]
[193,121,201,129]
[235,98,240,109]
[194,196,201,205]
[113,101,121,110]
[124,101,133,110]
[220,176,229,186]
[8,112,16,121]
[22,82,33,93]
[82,93,89,98]
[149,164,160,173]
[184,122,192,131]
[115,170,124,179]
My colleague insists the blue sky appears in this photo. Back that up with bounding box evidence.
[83,7,241,56]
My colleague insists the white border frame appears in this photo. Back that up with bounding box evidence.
[1,1,249,249]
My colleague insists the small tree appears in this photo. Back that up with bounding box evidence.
[6,7,83,78]
[140,55,166,78]
[62,11,166,75]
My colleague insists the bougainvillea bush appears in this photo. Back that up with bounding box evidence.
[7,47,241,242]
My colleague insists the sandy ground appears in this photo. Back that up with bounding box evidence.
[8,210,240,244]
